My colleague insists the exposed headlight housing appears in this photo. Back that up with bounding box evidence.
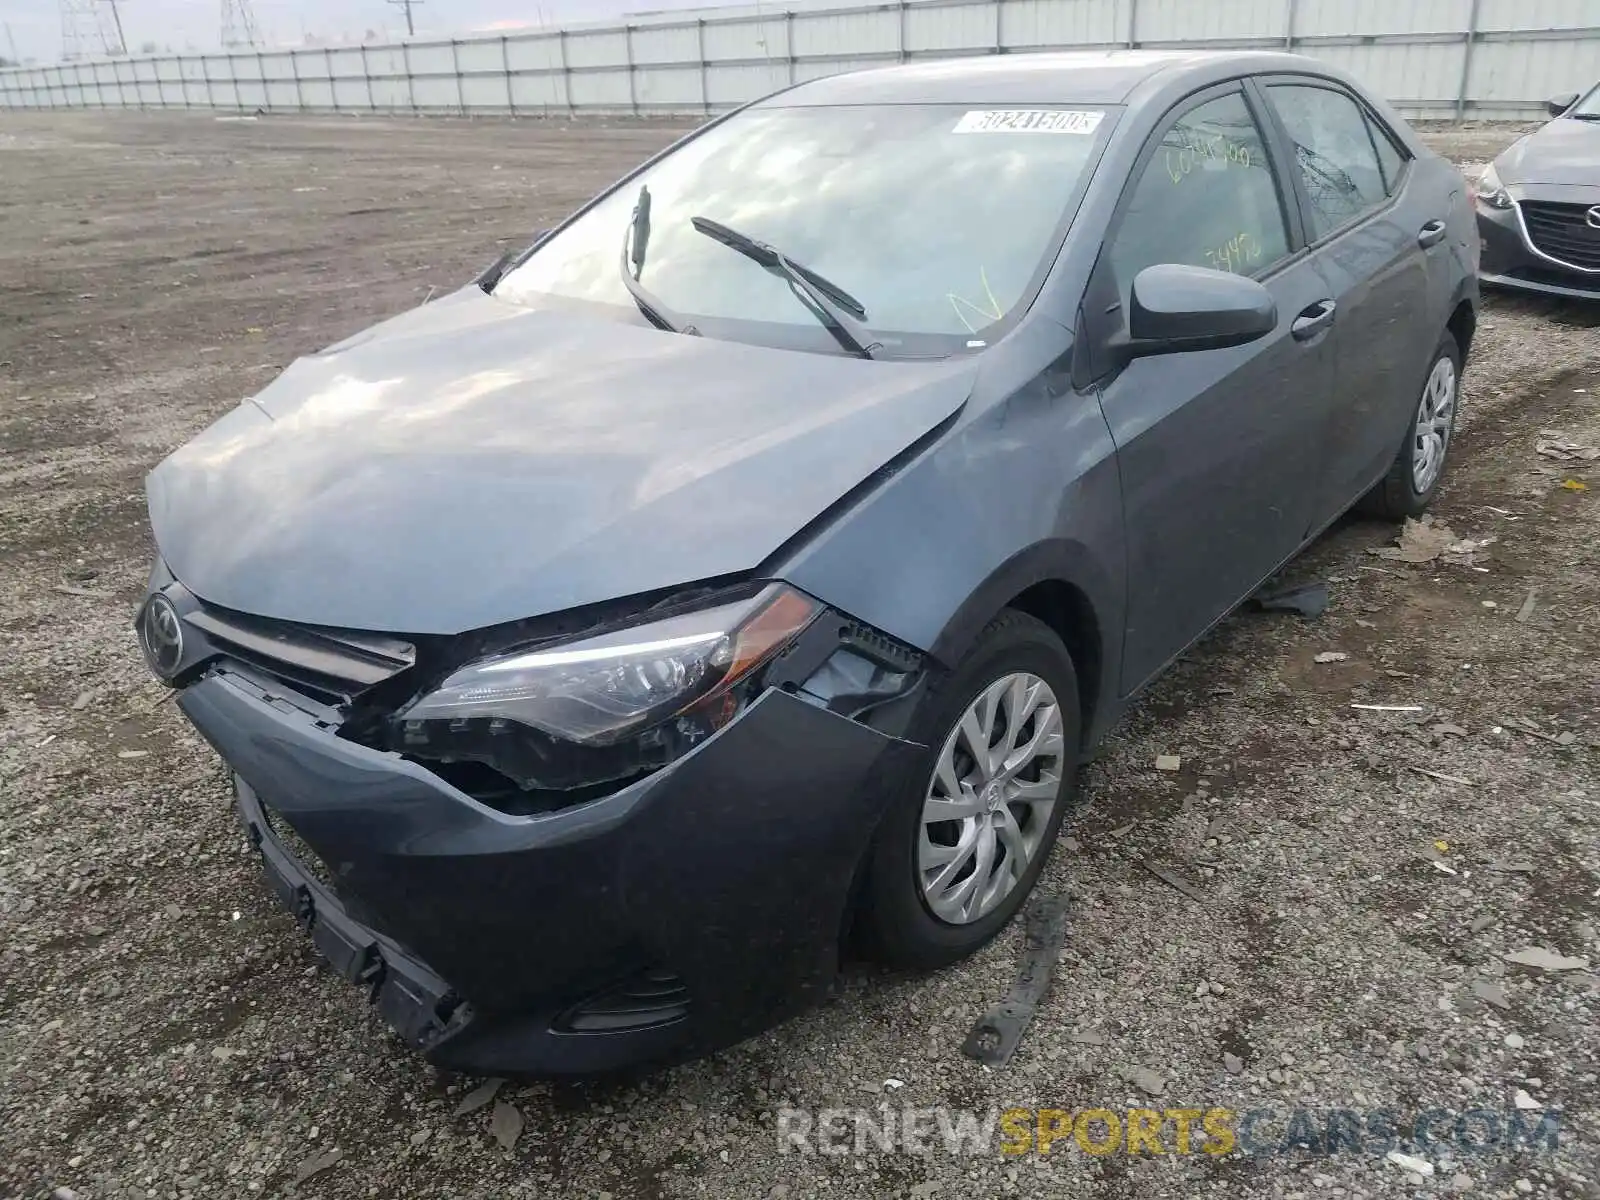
[392,584,820,796]
[1475,163,1513,210]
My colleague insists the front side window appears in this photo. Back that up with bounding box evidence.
[1267,84,1392,237]
[496,103,1111,356]
[1570,83,1600,118]
[1108,90,1291,297]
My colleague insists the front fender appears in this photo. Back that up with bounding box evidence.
[775,360,1126,745]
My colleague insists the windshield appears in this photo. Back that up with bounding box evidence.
[1571,83,1600,118]
[496,103,1112,356]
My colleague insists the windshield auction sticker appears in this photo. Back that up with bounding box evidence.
[953,109,1104,134]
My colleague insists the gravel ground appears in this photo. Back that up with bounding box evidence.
[1,112,1598,1200]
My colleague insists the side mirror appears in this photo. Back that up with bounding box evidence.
[1547,92,1581,117]
[1126,264,1277,358]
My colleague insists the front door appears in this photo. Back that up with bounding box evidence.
[1088,86,1337,691]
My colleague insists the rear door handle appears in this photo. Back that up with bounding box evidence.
[1417,219,1448,248]
[1291,299,1336,341]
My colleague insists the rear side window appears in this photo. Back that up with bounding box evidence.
[1108,90,1291,295]
[1267,84,1392,237]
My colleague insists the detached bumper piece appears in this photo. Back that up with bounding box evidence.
[236,777,462,1051]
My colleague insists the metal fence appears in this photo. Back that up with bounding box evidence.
[2,0,1597,121]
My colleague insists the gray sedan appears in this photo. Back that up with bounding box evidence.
[1476,81,1600,299]
[136,49,1479,1075]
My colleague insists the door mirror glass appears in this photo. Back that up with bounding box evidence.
[1127,264,1277,357]
[1547,92,1580,117]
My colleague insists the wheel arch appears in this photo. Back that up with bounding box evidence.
[927,540,1120,750]
[1446,296,1476,363]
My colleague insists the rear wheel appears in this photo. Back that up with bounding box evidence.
[857,610,1080,970]
[1357,330,1461,519]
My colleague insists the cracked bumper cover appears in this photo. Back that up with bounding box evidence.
[180,670,919,1075]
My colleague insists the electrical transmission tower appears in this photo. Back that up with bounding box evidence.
[60,0,125,60]
[220,0,260,48]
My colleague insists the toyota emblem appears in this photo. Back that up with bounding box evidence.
[1587,206,1600,231]
[138,593,185,679]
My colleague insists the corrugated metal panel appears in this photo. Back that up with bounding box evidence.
[3,0,1593,115]
[565,31,629,70]
[633,25,701,64]
[792,10,899,57]
[568,68,633,109]
[328,48,364,77]
[1471,37,1600,105]
[365,45,408,76]
[456,40,503,75]
[1001,0,1122,49]
[704,16,789,61]
[1138,0,1285,43]
[635,64,703,107]
[460,74,508,110]
[1294,0,1467,37]
[1312,41,1468,107]
[706,61,791,104]
[1478,0,1598,32]
[509,70,565,112]
[907,1,999,53]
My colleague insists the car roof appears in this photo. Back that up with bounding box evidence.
[765,49,1335,107]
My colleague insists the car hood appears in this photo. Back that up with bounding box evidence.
[1498,119,1600,186]
[147,289,975,634]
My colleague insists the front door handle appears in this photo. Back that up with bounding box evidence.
[1291,299,1336,341]
[1417,219,1448,248]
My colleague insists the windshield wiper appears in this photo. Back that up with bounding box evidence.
[690,216,878,359]
[1569,111,1600,121]
[621,186,698,336]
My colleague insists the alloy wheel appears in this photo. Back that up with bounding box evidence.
[1412,356,1457,494]
[917,672,1065,925]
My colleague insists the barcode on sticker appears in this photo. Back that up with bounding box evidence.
[953,109,1104,135]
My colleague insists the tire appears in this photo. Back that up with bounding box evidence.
[857,609,1081,971]
[1356,330,1462,520]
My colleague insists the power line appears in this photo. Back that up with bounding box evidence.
[387,0,423,37]
[220,0,260,48]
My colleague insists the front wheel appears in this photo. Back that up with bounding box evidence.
[856,610,1080,970]
[1357,330,1462,520]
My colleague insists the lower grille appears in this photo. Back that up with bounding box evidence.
[556,969,690,1034]
[1521,201,1600,271]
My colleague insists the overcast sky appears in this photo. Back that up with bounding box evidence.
[1,0,737,63]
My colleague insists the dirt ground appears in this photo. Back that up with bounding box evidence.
[1,112,1598,1200]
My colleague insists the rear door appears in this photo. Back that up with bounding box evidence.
[1254,77,1436,532]
[1085,84,1339,691]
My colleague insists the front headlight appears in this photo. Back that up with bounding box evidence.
[393,584,820,795]
[1475,163,1513,210]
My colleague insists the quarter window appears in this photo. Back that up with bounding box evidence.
[1267,84,1393,237]
[1108,91,1291,298]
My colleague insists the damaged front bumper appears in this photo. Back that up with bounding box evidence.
[182,666,919,1076]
